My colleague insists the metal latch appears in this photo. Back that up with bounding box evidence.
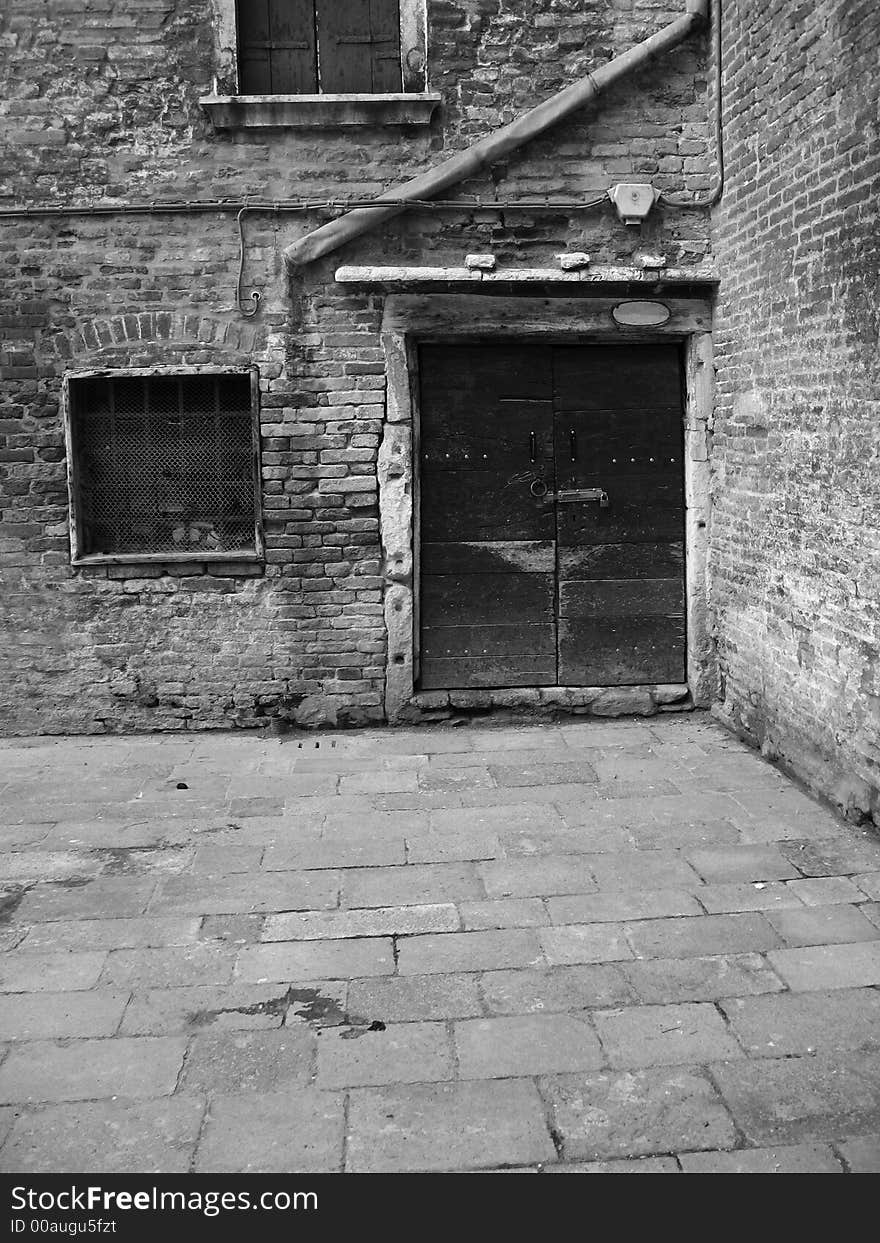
[530,480,610,507]
[557,487,610,507]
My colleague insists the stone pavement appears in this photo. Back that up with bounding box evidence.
[1,712,880,1174]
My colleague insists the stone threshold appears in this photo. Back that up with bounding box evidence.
[404,684,692,721]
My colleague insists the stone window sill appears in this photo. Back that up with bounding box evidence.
[200,93,442,129]
[72,550,263,568]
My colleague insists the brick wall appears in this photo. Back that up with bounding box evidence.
[711,0,880,823]
[0,1,714,734]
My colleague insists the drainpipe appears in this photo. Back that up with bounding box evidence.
[284,0,709,269]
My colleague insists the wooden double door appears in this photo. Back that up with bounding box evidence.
[418,343,686,690]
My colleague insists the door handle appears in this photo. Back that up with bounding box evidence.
[569,428,577,462]
[529,431,536,463]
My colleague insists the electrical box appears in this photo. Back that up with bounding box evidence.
[608,183,658,226]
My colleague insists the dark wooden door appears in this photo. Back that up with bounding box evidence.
[418,345,557,689]
[553,345,686,684]
[417,344,686,690]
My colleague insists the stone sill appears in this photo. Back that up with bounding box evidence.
[72,551,263,568]
[336,264,720,287]
[200,93,442,129]
[409,684,692,718]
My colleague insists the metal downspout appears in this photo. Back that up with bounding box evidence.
[284,0,709,269]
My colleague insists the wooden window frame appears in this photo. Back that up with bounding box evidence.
[202,0,439,128]
[63,366,265,568]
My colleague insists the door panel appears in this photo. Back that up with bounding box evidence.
[552,345,685,686]
[417,343,686,691]
[418,345,557,689]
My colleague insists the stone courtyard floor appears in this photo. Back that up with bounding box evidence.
[1,711,880,1174]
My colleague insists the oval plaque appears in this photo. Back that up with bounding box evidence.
[612,300,671,327]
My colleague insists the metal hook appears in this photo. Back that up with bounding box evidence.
[236,203,262,318]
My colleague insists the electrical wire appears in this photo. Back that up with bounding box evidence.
[0,195,611,218]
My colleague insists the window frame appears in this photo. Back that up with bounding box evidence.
[202,0,439,129]
[63,366,265,568]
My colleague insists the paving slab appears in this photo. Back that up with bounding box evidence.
[679,1144,842,1173]
[626,912,783,959]
[0,950,107,993]
[621,953,785,1004]
[263,903,459,941]
[836,1134,880,1173]
[546,1156,679,1173]
[0,990,130,1041]
[478,856,598,898]
[346,1080,555,1172]
[593,1002,744,1068]
[237,937,395,983]
[767,941,880,990]
[547,888,702,925]
[195,1090,344,1173]
[317,1021,453,1088]
[180,1028,316,1093]
[455,1014,604,1079]
[721,989,880,1058]
[347,973,483,1023]
[0,1097,206,1173]
[542,1067,737,1160]
[397,929,544,975]
[711,1052,880,1145]
[0,1037,187,1104]
[18,916,202,952]
[765,904,880,947]
[458,898,549,930]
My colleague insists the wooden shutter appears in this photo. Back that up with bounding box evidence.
[237,1,318,94]
[316,0,402,93]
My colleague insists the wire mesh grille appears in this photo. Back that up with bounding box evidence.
[71,374,257,557]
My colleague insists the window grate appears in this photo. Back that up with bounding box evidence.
[69,373,258,558]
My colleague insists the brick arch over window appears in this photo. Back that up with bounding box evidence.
[48,314,273,369]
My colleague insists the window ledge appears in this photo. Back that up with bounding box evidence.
[72,550,263,568]
[200,93,442,129]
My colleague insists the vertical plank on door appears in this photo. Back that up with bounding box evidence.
[553,344,686,685]
[237,0,318,94]
[418,345,557,689]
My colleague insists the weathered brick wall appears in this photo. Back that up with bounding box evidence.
[0,1,713,734]
[711,0,880,823]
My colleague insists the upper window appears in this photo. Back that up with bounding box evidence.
[237,0,402,94]
[65,371,262,563]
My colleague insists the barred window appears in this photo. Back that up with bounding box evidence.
[237,0,402,94]
[65,371,262,563]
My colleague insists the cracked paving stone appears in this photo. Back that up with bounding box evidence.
[0,1037,187,1104]
[592,1001,744,1068]
[180,1027,316,1093]
[710,1052,880,1145]
[542,1067,737,1160]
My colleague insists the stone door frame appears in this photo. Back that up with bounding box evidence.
[378,292,715,723]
